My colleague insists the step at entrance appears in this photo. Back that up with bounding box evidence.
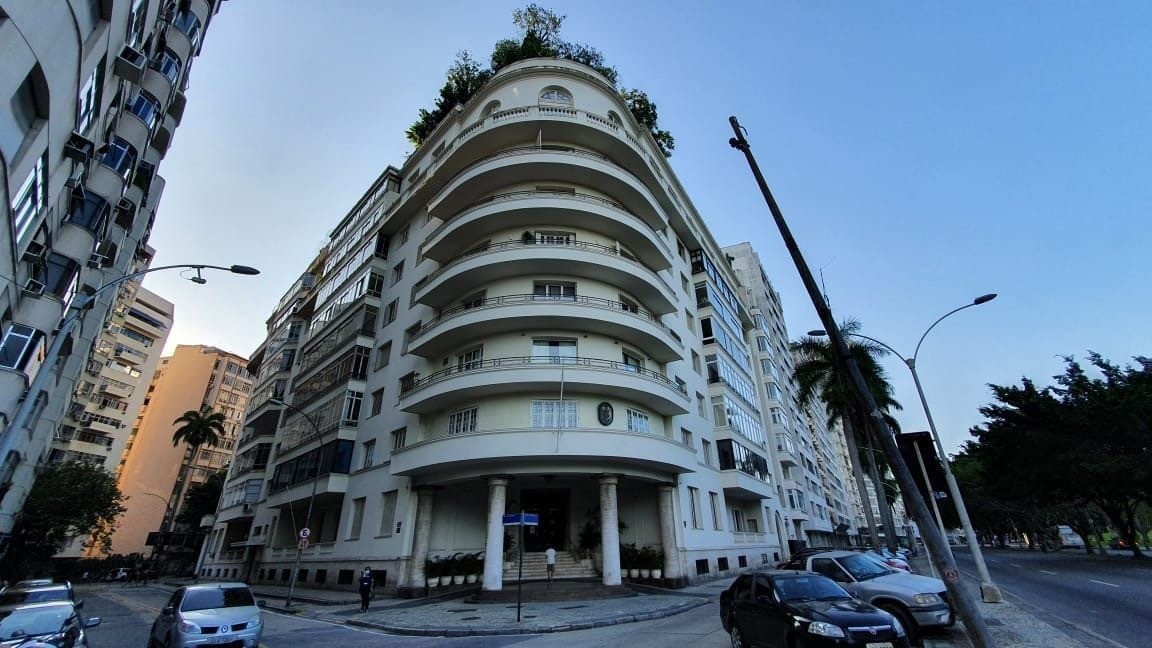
[502,551,598,581]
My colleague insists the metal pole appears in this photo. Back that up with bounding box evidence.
[516,512,524,622]
[908,359,1003,602]
[911,442,947,578]
[278,401,322,608]
[728,117,992,647]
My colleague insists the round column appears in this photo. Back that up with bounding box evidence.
[657,483,682,580]
[599,475,621,586]
[482,477,508,591]
[407,486,436,587]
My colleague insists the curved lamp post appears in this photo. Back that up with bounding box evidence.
[138,491,173,567]
[268,398,321,608]
[0,263,259,537]
[808,293,1002,602]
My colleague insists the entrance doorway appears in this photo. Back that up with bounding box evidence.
[520,489,569,552]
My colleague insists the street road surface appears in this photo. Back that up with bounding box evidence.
[80,583,731,648]
[953,546,1152,647]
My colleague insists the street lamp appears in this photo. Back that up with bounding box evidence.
[138,492,173,569]
[268,398,321,608]
[0,263,260,538]
[807,293,1002,602]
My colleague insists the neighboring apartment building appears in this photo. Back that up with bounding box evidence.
[202,58,812,592]
[111,344,250,559]
[725,243,862,550]
[0,0,224,548]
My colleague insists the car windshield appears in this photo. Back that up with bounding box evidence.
[837,554,892,581]
[774,575,852,602]
[0,589,69,606]
[181,587,255,612]
[0,605,70,639]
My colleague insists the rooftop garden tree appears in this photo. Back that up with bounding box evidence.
[406,4,674,157]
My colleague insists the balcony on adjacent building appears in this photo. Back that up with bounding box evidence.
[413,239,676,314]
[398,355,689,416]
[406,294,682,362]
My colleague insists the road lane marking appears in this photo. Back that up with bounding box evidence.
[1089,579,1119,588]
[1039,570,1057,575]
[1009,563,1022,567]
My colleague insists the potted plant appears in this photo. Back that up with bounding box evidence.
[638,546,655,579]
[425,556,442,589]
[621,543,640,579]
[442,553,460,586]
[461,551,483,584]
[651,549,664,580]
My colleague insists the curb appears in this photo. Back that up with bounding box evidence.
[342,596,710,637]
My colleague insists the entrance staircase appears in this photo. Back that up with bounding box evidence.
[502,551,598,582]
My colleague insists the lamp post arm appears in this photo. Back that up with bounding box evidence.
[912,302,979,365]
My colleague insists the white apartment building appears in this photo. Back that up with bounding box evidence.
[725,243,862,550]
[203,58,809,592]
[0,0,223,548]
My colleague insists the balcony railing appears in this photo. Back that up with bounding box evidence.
[427,188,657,240]
[409,293,677,342]
[400,355,687,397]
[413,238,664,293]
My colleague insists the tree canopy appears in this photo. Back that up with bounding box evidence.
[5,461,126,568]
[171,406,227,451]
[175,470,225,528]
[960,353,1152,556]
[406,4,674,157]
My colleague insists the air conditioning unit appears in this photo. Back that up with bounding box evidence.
[114,198,136,230]
[113,45,147,84]
[242,503,254,513]
[88,240,118,269]
[63,132,96,164]
[22,279,45,296]
[21,241,47,264]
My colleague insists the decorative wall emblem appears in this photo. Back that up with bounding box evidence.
[597,402,614,426]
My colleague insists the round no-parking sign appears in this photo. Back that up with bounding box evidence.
[299,527,310,539]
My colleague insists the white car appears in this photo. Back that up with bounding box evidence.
[148,583,264,648]
[1058,525,1086,549]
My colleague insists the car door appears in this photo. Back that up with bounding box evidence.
[810,558,858,597]
[154,588,184,640]
[750,574,792,647]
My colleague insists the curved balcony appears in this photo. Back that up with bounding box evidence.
[263,478,347,510]
[423,189,671,270]
[407,294,682,362]
[427,146,668,231]
[398,355,689,416]
[54,222,99,263]
[164,23,194,63]
[140,68,173,109]
[720,469,776,501]
[17,293,64,336]
[151,114,174,156]
[186,0,213,27]
[392,428,697,478]
[413,239,676,314]
[114,111,151,155]
[85,163,127,204]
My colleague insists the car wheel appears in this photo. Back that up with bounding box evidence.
[729,622,750,648]
[878,603,920,647]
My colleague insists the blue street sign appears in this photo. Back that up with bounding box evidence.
[502,513,539,526]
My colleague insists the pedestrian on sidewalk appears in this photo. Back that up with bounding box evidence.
[545,546,556,584]
[358,566,374,612]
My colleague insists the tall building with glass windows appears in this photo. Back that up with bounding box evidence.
[724,242,862,550]
[201,58,801,592]
[0,0,224,546]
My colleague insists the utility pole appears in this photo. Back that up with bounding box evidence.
[728,117,992,648]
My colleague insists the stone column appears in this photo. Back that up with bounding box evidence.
[657,483,683,582]
[482,477,508,591]
[406,486,436,589]
[599,475,622,586]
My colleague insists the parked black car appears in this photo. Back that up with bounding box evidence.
[0,601,100,647]
[720,570,909,648]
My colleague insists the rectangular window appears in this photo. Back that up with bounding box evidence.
[710,492,722,530]
[348,497,365,539]
[0,323,45,377]
[11,154,46,245]
[361,440,375,470]
[369,388,384,417]
[621,350,643,372]
[681,428,693,448]
[688,487,702,529]
[731,508,744,532]
[457,346,483,371]
[701,439,713,467]
[461,291,485,309]
[391,427,406,450]
[447,407,477,434]
[391,261,404,285]
[532,338,576,363]
[397,225,409,245]
[384,300,398,325]
[619,295,639,313]
[627,409,650,433]
[374,341,391,371]
[691,351,701,374]
[532,281,576,301]
[535,230,574,245]
[76,63,104,133]
[378,490,398,536]
[697,392,707,418]
[530,400,577,428]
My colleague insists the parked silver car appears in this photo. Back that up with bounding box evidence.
[0,584,78,617]
[0,601,100,647]
[148,583,264,648]
[791,550,953,641]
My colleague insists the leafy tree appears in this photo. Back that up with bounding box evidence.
[172,406,226,455]
[967,353,1152,557]
[407,4,669,154]
[175,470,225,528]
[5,462,126,570]
[792,319,903,549]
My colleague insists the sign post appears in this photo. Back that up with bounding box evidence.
[502,511,539,622]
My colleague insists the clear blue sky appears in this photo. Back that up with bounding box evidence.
[146,1,1152,455]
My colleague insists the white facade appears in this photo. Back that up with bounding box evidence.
[0,0,222,544]
[203,59,804,591]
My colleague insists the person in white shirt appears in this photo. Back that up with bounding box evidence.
[544,546,557,583]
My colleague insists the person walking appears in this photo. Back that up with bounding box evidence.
[544,546,557,584]
[358,566,374,612]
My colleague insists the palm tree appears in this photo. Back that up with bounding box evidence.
[792,319,903,551]
[171,406,226,455]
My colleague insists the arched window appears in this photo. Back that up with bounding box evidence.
[481,100,501,120]
[607,111,623,127]
[538,87,572,107]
